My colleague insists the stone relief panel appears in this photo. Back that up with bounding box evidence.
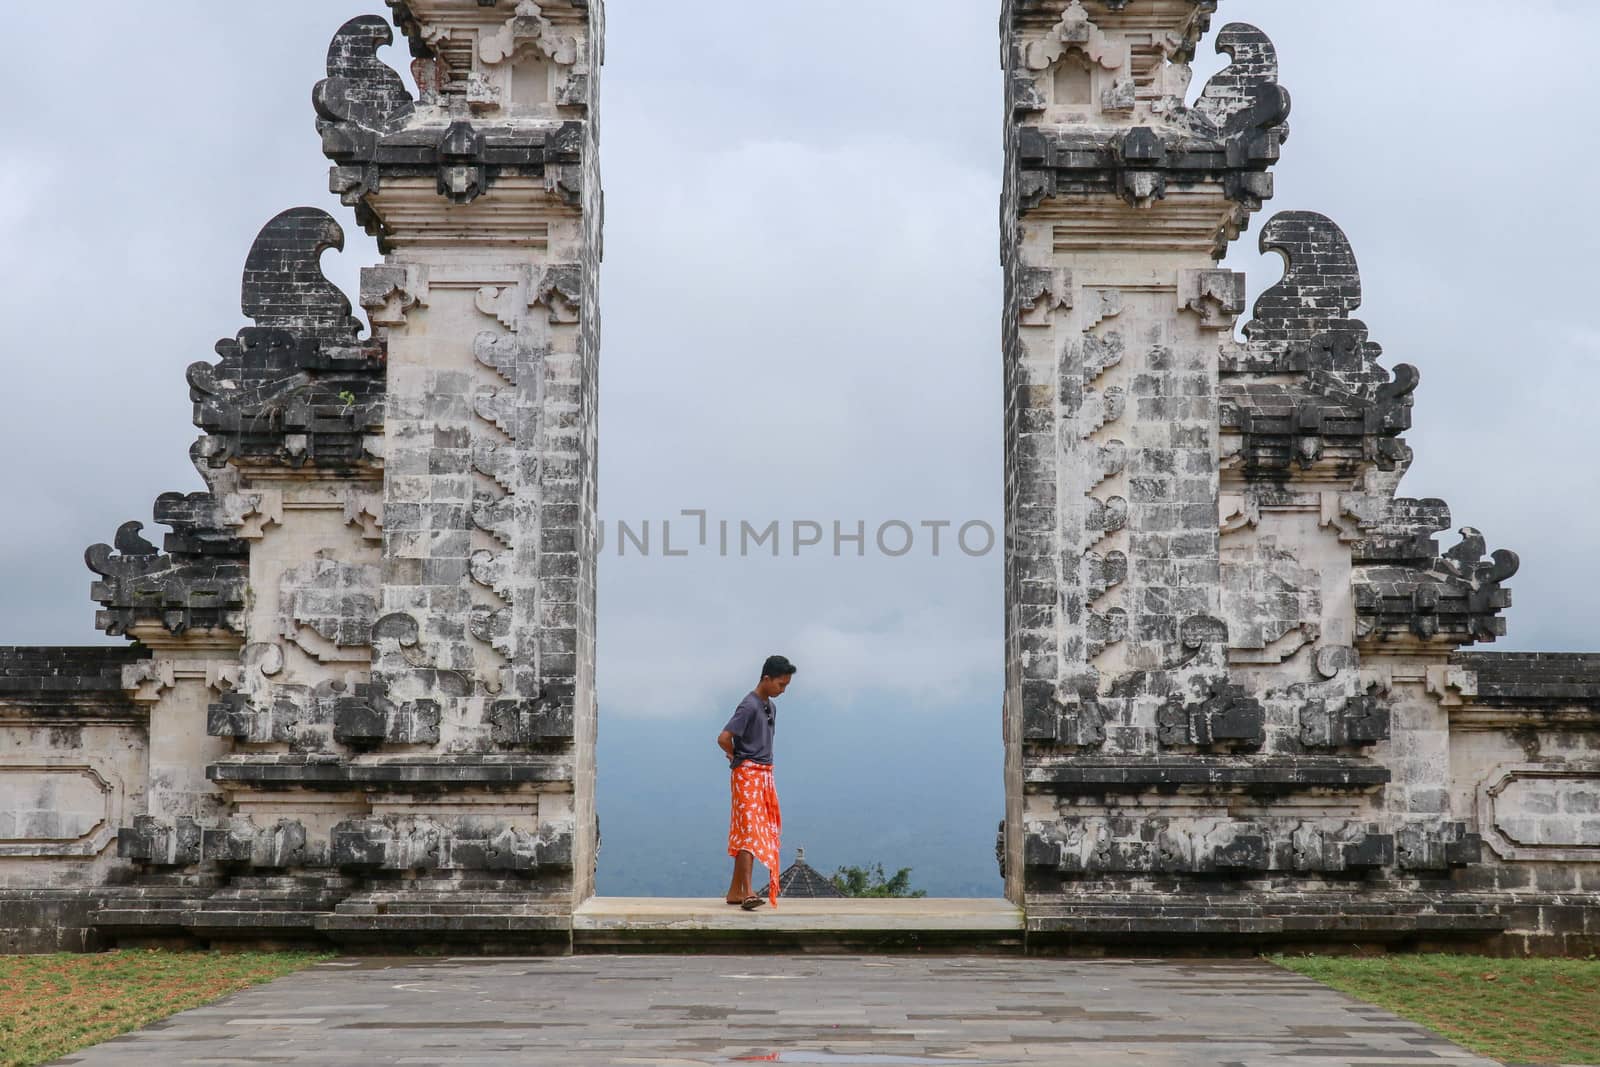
[279,557,381,665]
[1479,765,1600,862]
[0,765,120,859]
[1220,536,1322,665]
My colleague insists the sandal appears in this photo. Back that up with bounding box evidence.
[740,896,767,911]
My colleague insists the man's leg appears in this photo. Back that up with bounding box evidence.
[725,850,754,903]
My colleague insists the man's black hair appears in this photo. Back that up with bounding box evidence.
[761,654,798,679]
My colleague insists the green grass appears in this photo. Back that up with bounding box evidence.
[1274,954,1600,1065]
[0,950,329,1067]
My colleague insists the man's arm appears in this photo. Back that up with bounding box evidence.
[719,700,753,763]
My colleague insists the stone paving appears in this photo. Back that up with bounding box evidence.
[52,956,1504,1066]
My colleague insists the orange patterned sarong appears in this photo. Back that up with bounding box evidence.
[728,761,782,908]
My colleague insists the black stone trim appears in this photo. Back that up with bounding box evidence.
[0,646,149,704]
[207,756,575,788]
[324,121,581,173]
[1015,125,1276,213]
[1024,757,1390,792]
[1453,652,1600,710]
[1156,682,1265,751]
[119,816,202,866]
[489,691,576,744]
[1299,688,1391,748]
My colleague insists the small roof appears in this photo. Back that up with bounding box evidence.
[759,848,846,899]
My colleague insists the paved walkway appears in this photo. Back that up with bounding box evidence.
[55,956,1500,1066]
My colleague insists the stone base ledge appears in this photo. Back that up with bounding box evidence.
[317,891,574,953]
[6,887,1593,957]
[90,876,354,946]
[0,889,113,953]
[84,881,576,953]
[1020,891,1552,953]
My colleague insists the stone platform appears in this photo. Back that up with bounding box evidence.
[52,955,1499,1066]
[573,898,1025,954]
[4,892,1525,956]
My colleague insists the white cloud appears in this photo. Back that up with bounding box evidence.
[5,1,1598,676]
[0,163,40,234]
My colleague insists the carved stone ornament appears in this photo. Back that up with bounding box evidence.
[186,208,383,470]
[480,2,579,68]
[314,15,416,146]
[1026,2,1124,74]
[1190,24,1292,167]
[86,498,248,639]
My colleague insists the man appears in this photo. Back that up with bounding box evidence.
[717,654,796,911]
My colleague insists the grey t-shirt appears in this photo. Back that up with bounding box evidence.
[723,692,776,767]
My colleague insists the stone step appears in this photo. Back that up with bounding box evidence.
[572,897,1026,955]
[185,909,323,932]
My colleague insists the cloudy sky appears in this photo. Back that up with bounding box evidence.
[4,2,1595,894]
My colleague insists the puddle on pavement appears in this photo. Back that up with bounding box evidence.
[728,1054,993,1065]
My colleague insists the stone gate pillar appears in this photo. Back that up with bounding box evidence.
[1001,2,1284,912]
[85,0,603,951]
[319,0,604,920]
[1001,1,1516,947]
